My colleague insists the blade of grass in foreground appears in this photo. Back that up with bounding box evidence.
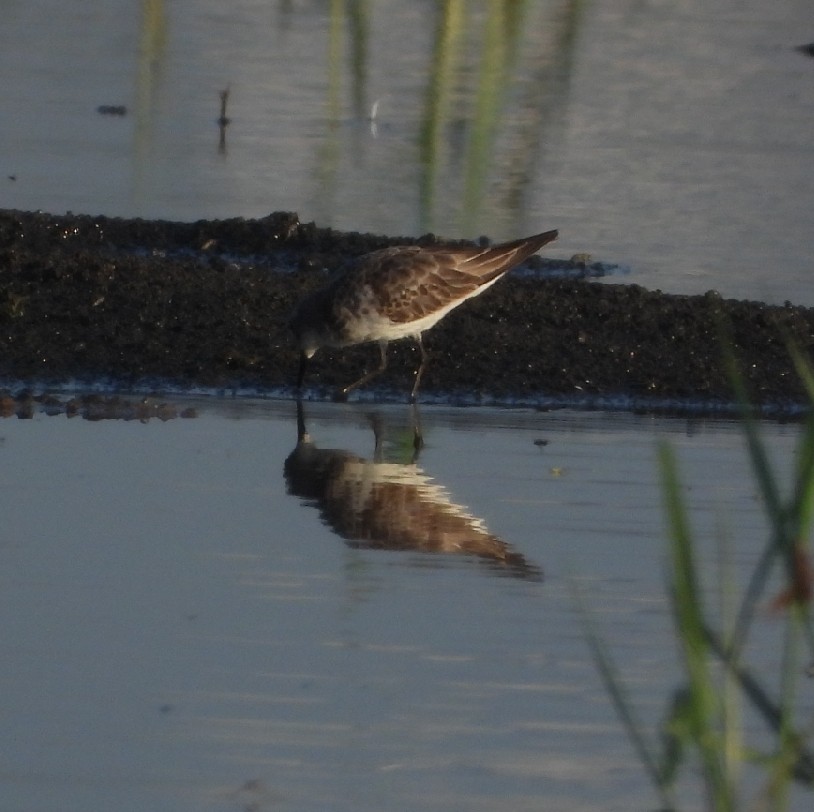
[660,441,737,812]
[572,578,677,811]
[720,339,790,663]
[724,338,814,663]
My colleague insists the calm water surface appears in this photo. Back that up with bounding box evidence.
[1,398,811,811]
[1,0,813,303]
[2,1,813,808]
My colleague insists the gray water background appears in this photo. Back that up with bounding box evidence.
[1,0,813,303]
[2,2,814,809]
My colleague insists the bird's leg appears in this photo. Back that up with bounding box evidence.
[409,334,429,403]
[338,340,389,400]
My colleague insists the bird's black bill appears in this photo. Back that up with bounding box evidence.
[295,398,307,441]
[296,352,308,391]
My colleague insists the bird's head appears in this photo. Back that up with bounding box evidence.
[289,293,332,390]
[288,296,324,360]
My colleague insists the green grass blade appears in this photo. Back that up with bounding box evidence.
[660,442,735,810]
[571,578,676,809]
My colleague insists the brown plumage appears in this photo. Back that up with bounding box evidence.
[290,229,558,400]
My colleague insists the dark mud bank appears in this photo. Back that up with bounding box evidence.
[1,208,812,416]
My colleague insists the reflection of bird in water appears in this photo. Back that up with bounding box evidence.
[284,402,541,580]
[289,230,558,401]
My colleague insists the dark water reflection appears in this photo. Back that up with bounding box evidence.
[285,401,541,580]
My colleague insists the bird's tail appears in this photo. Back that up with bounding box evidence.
[457,230,558,280]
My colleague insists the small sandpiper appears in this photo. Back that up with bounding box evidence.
[290,229,558,401]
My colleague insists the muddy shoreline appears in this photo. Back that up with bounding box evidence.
[1,208,812,417]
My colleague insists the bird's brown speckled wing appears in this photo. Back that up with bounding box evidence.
[333,230,558,326]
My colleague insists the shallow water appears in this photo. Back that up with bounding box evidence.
[2,0,813,304]
[1,398,811,811]
[2,2,814,808]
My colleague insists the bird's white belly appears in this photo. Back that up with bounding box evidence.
[344,277,499,344]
